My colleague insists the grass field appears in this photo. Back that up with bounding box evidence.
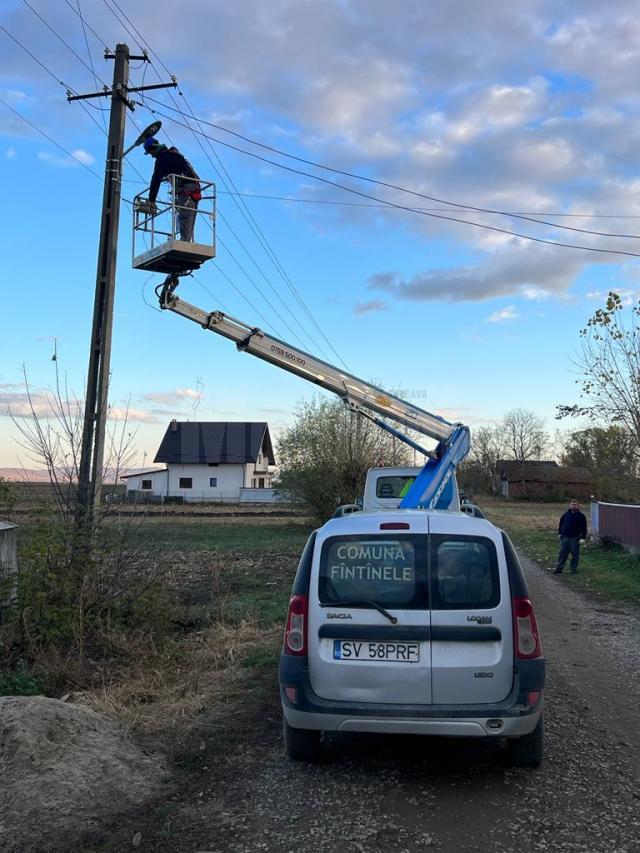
[481,496,640,604]
[125,515,312,552]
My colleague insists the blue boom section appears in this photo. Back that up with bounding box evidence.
[399,425,471,510]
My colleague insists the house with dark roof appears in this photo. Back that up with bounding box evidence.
[122,421,276,502]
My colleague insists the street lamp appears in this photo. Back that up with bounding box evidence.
[123,120,162,157]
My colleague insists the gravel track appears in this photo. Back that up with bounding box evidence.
[96,554,640,853]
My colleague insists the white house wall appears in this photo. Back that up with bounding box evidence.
[125,464,275,502]
[125,471,168,494]
[168,463,245,501]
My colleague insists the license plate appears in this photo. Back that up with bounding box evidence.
[333,640,420,663]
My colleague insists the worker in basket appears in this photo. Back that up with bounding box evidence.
[141,137,201,242]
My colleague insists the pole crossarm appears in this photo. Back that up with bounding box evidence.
[68,81,176,104]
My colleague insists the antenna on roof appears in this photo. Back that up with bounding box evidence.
[192,377,203,418]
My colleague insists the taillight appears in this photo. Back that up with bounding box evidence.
[283,594,308,656]
[512,597,542,659]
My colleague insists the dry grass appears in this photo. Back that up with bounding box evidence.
[80,620,280,759]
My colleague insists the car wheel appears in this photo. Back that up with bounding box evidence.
[506,714,544,768]
[283,718,321,762]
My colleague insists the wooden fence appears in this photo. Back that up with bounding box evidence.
[591,501,640,553]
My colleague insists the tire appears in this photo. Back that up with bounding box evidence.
[506,714,544,768]
[283,718,321,762]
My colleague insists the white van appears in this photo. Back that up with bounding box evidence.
[279,509,545,767]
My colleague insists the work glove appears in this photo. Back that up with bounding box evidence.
[137,200,157,215]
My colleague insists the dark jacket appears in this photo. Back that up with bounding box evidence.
[558,509,587,539]
[149,148,199,202]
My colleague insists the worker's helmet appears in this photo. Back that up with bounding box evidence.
[143,136,161,155]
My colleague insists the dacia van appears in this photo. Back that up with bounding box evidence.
[279,509,545,767]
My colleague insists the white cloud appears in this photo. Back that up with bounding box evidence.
[354,299,388,315]
[5,0,640,309]
[108,407,159,424]
[586,288,637,305]
[485,305,518,323]
[142,387,203,405]
[37,150,88,169]
[71,148,95,166]
[522,286,550,301]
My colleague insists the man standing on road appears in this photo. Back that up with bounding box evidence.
[553,499,588,575]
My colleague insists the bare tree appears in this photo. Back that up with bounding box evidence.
[463,424,506,494]
[502,408,547,497]
[5,364,172,657]
[502,408,547,462]
[9,364,137,524]
[557,292,640,465]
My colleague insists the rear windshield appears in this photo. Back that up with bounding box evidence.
[319,534,428,609]
[430,535,500,610]
[375,476,416,499]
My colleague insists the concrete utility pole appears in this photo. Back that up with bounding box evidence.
[69,44,176,515]
[77,43,129,513]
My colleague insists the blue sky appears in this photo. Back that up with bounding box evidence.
[2,0,640,470]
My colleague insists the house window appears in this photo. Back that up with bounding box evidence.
[209,477,217,487]
[252,478,256,488]
[258,452,262,464]
[179,477,192,489]
[141,480,152,490]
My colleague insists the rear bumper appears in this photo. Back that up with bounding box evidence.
[280,655,545,738]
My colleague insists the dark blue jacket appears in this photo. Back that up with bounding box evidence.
[149,147,199,202]
[558,509,587,539]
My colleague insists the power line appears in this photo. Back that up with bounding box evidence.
[92,1,328,348]
[98,0,348,367]
[75,0,107,133]
[98,1,317,345]
[0,95,102,179]
[143,98,640,241]
[217,236,313,348]
[22,0,109,87]
[61,0,108,50]
[144,106,640,260]
[1,19,148,183]
[215,189,640,219]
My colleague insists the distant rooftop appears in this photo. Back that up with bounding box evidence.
[154,421,275,466]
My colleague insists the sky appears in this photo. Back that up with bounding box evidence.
[2,0,640,471]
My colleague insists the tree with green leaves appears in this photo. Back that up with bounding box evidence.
[276,397,410,522]
[557,292,640,465]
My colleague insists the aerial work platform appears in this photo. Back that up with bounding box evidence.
[132,174,216,275]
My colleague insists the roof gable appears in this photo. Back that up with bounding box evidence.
[154,422,275,465]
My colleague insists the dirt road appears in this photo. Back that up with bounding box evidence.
[95,555,640,853]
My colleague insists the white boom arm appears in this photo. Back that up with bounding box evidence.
[161,291,454,445]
